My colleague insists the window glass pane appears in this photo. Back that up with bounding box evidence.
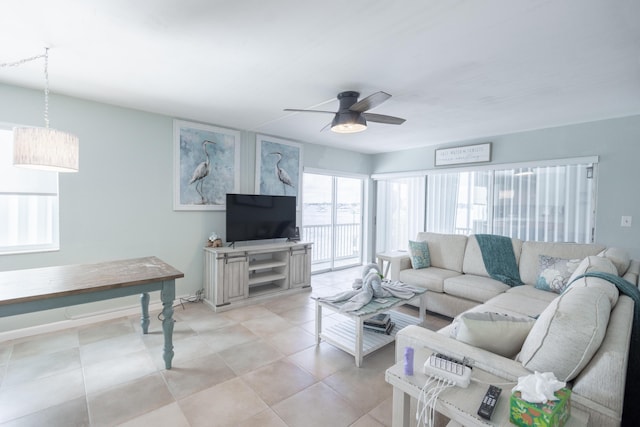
[0,129,59,254]
[303,172,364,272]
[426,171,490,235]
[335,177,362,266]
[302,173,333,267]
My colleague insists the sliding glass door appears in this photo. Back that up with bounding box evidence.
[303,172,363,273]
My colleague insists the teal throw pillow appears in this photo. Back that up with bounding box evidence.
[535,255,581,293]
[409,240,431,269]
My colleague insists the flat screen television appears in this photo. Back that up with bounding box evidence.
[226,193,297,243]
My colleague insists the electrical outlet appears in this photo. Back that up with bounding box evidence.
[621,216,632,227]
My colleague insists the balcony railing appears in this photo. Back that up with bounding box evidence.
[302,223,361,265]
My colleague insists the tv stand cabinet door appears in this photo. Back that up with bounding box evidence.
[290,244,311,288]
[223,256,248,301]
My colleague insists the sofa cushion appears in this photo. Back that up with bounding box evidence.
[535,255,581,293]
[518,285,614,381]
[463,235,523,277]
[444,274,510,303]
[505,285,560,303]
[598,247,631,276]
[486,288,556,318]
[519,241,605,286]
[398,267,461,293]
[566,256,619,306]
[450,311,535,358]
[415,232,467,272]
[408,240,431,269]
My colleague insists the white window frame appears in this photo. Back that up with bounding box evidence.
[0,128,60,255]
[373,156,599,250]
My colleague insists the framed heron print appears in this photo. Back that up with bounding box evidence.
[255,134,303,207]
[173,120,240,211]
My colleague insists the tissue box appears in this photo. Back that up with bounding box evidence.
[509,388,571,427]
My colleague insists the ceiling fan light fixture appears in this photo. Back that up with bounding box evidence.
[330,112,367,134]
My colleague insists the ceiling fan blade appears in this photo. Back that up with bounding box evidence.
[362,113,406,125]
[349,91,392,112]
[284,108,335,114]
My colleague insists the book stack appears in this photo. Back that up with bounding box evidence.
[364,313,395,335]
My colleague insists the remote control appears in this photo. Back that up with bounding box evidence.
[477,385,501,420]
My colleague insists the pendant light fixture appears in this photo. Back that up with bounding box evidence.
[1,48,79,172]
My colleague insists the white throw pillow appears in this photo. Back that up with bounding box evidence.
[450,311,535,358]
[517,285,613,381]
[598,247,631,276]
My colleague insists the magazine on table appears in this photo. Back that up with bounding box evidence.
[364,321,395,335]
[364,312,390,327]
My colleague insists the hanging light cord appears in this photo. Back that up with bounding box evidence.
[0,48,50,128]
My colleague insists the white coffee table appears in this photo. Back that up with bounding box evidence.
[313,288,426,367]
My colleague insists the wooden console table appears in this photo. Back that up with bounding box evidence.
[0,256,184,369]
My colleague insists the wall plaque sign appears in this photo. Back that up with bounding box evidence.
[435,142,491,166]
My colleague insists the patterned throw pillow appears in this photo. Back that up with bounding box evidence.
[409,240,431,269]
[535,255,581,293]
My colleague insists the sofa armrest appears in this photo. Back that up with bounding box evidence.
[623,259,640,285]
[395,325,531,381]
[570,295,634,425]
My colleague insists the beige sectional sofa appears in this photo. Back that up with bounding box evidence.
[390,232,639,426]
[391,232,639,317]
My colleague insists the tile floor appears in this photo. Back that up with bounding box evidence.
[0,267,451,427]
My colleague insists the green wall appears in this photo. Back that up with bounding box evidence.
[0,83,372,333]
[1,79,638,334]
[372,115,640,258]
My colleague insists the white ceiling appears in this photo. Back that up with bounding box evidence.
[1,0,639,154]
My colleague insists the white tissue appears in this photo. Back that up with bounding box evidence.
[512,371,566,404]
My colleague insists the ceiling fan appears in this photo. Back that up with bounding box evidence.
[284,91,406,134]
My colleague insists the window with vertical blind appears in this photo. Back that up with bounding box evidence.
[0,129,59,254]
[374,157,597,252]
[375,176,425,252]
[492,164,595,242]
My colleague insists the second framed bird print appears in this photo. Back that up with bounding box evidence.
[255,135,303,207]
[173,120,241,211]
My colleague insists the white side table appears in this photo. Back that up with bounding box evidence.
[376,251,409,280]
[385,348,589,427]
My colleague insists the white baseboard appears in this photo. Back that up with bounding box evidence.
[0,297,185,342]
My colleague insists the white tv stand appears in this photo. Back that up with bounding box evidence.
[203,241,312,312]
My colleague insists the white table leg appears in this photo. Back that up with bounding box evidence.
[315,300,322,345]
[419,292,426,322]
[384,261,391,278]
[392,387,411,427]
[355,316,364,367]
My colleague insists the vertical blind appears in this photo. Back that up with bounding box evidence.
[374,159,596,252]
[493,164,594,243]
[376,177,425,252]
